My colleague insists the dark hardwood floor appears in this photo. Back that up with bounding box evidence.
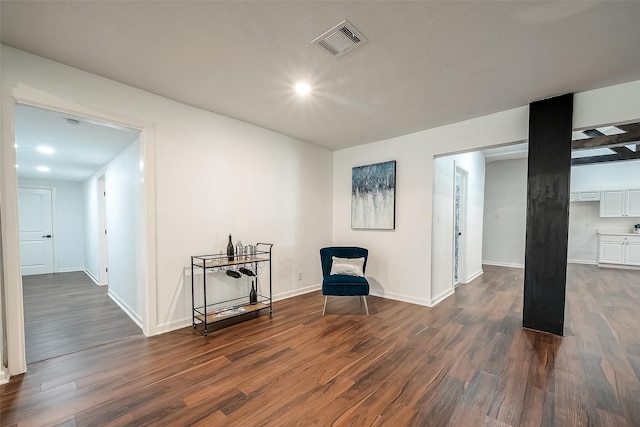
[2,264,639,426]
[22,271,142,364]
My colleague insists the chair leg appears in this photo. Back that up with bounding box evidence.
[362,296,369,316]
[323,296,327,316]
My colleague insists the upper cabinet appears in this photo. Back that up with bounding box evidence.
[628,189,640,216]
[570,191,600,202]
[600,189,640,217]
[600,190,625,216]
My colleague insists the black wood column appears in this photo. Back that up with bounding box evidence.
[523,93,573,336]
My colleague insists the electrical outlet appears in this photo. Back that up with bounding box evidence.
[297,271,303,281]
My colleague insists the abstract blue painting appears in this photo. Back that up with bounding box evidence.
[351,160,396,230]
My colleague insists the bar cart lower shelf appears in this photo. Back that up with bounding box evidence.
[191,243,273,336]
[195,302,269,324]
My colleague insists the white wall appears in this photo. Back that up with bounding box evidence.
[333,107,528,307]
[333,80,640,307]
[1,45,333,354]
[432,151,485,302]
[18,179,85,272]
[568,159,640,263]
[105,139,144,325]
[482,158,528,268]
[83,171,102,283]
[482,158,640,266]
[84,139,143,325]
[571,159,640,192]
[568,202,637,263]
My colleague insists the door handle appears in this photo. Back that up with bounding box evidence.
[42,235,52,238]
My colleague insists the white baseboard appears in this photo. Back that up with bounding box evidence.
[272,283,321,302]
[464,269,483,283]
[84,269,100,285]
[370,289,431,307]
[482,261,524,269]
[57,267,85,273]
[108,290,143,329]
[567,259,597,265]
[0,366,8,385]
[430,288,455,306]
[597,263,640,270]
[484,260,598,268]
[157,317,192,334]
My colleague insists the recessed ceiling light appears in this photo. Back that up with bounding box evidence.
[15,164,19,168]
[295,82,311,95]
[37,146,55,154]
[37,166,50,173]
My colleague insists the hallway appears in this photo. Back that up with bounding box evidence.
[23,271,141,364]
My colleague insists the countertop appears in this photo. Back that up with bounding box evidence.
[597,230,640,236]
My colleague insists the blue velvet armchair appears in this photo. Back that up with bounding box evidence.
[320,247,369,316]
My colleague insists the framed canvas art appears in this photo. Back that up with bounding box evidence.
[351,160,396,230]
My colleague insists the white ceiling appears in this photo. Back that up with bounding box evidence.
[482,124,640,163]
[483,143,529,163]
[2,2,640,151]
[15,104,140,182]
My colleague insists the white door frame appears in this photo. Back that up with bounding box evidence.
[0,209,8,384]
[1,88,157,377]
[97,176,109,286]
[453,164,468,286]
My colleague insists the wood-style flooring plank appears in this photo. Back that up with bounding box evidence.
[22,271,142,364]
[2,264,640,426]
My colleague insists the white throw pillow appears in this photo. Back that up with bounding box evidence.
[330,256,365,277]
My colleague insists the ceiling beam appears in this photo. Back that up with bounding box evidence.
[572,123,640,150]
[609,146,634,155]
[572,149,640,166]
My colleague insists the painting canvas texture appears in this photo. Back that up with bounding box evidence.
[351,161,396,230]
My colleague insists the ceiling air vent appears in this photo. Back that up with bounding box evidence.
[312,20,368,57]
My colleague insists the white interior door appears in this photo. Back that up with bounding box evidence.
[18,188,54,276]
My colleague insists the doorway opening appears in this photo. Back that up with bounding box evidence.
[454,166,468,286]
[14,103,144,364]
[431,153,484,305]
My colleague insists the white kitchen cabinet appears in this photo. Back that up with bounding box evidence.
[628,240,640,265]
[598,234,640,266]
[627,189,640,216]
[570,191,600,202]
[599,238,625,264]
[600,189,640,217]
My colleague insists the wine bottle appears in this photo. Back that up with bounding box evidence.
[227,234,234,261]
[250,280,257,305]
